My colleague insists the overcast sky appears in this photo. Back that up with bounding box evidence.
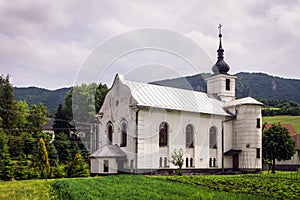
[1,0,300,90]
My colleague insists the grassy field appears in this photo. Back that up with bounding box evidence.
[263,115,300,133]
[1,173,300,200]
[0,179,53,200]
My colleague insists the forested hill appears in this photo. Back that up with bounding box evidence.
[13,72,300,114]
[151,72,300,104]
[14,87,71,114]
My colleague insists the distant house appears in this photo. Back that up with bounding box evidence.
[90,30,263,175]
[263,123,300,170]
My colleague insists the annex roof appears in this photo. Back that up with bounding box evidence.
[117,74,230,116]
[224,97,263,108]
[90,145,126,158]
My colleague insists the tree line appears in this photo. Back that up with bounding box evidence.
[259,99,300,116]
[0,75,108,181]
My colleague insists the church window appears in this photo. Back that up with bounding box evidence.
[164,157,168,167]
[107,122,113,145]
[190,158,193,167]
[213,158,217,167]
[186,158,189,167]
[120,122,127,147]
[226,79,230,90]
[209,126,217,149]
[256,118,261,129]
[159,122,168,147]
[186,124,194,148]
[159,157,163,167]
[103,160,109,172]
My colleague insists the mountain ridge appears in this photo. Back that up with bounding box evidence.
[13,72,300,114]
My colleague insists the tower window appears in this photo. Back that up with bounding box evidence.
[256,148,261,158]
[226,79,230,91]
[256,118,261,129]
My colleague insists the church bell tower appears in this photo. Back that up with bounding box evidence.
[206,24,236,102]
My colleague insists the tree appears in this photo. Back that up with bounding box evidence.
[34,138,51,178]
[95,83,108,113]
[263,124,296,173]
[67,152,89,178]
[169,148,184,176]
[27,103,48,132]
[0,123,13,180]
[0,75,16,132]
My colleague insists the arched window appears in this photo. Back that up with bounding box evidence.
[209,126,217,149]
[190,158,193,167]
[186,157,189,167]
[120,122,127,147]
[159,122,168,147]
[107,122,113,145]
[186,124,194,148]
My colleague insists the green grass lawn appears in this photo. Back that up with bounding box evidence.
[263,115,300,133]
[0,179,53,200]
[3,173,299,200]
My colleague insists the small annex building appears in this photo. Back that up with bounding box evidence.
[90,30,263,174]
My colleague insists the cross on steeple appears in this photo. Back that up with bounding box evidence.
[218,23,222,35]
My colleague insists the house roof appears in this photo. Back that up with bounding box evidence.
[264,124,297,137]
[224,97,263,108]
[90,144,126,158]
[118,74,230,116]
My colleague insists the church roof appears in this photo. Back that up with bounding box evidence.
[118,75,230,116]
[224,97,263,108]
[90,144,126,158]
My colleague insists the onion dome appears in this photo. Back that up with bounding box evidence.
[212,24,230,74]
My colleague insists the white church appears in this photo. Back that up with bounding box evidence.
[90,29,263,174]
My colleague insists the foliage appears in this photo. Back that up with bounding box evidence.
[260,99,300,116]
[262,124,296,173]
[50,175,267,200]
[0,75,16,132]
[0,128,13,181]
[27,103,48,132]
[34,138,51,178]
[52,162,67,178]
[0,179,54,200]
[169,148,184,176]
[263,115,300,133]
[156,173,300,200]
[67,152,89,178]
[95,83,108,113]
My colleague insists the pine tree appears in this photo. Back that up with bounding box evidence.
[34,138,51,178]
[0,75,16,132]
[67,152,89,178]
[0,124,13,181]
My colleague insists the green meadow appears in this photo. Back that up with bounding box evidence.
[263,115,300,133]
[1,172,300,200]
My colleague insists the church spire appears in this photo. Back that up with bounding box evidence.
[212,24,230,74]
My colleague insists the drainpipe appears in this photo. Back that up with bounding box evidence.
[222,116,236,174]
[135,106,140,174]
